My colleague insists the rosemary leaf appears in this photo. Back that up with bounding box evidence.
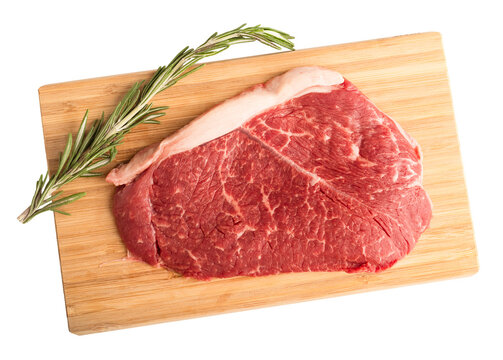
[73,110,88,158]
[55,133,73,178]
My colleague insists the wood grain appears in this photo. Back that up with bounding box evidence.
[38,32,478,335]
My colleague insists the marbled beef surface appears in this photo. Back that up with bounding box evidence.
[107,67,432,280]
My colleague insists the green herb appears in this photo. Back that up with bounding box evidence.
[18,24,295,223]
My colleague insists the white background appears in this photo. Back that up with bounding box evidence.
[1,0,501,359]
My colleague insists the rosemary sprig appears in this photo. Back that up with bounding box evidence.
[18,24,295,224]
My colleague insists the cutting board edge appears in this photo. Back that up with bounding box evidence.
[36,88,99,332]
[68,262,478,335]
[37,31,443,93]
[432,39,479,274]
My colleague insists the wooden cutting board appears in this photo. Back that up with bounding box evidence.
[39,32,478,335]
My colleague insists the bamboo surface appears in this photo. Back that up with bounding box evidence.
[38,32,478,335]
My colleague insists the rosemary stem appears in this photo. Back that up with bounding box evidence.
[18,24,295,223]
[17,207,30,223]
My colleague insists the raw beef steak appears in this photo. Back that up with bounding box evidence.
[107,67,432,280]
